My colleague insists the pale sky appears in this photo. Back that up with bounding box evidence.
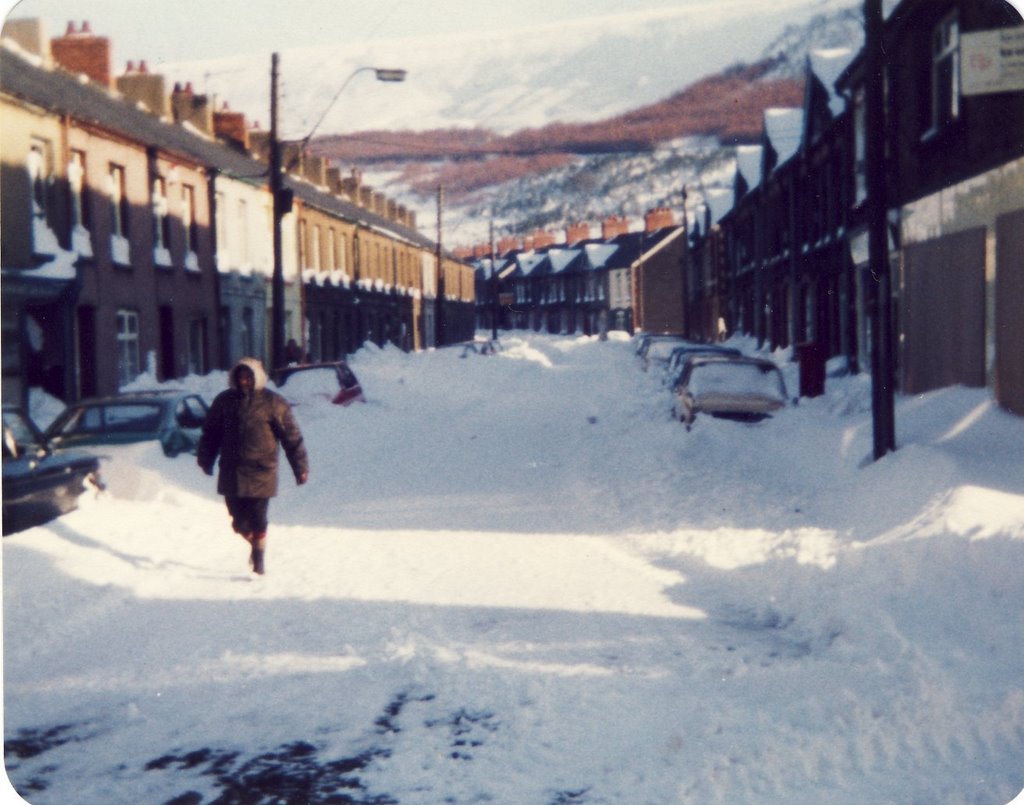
[5,0,711,66]
[7,0,1024,71]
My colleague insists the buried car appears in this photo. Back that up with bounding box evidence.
[672,355,790,429]
[3,405,102,535]
[663,343,744,386]
[44,390,209,457]
[270,361,364,406]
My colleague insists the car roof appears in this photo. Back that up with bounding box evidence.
[687,354,779,369]
[274,361,350,371]
[65,389,194,405]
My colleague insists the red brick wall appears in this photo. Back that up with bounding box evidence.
[51,23,111,87]
[213,108,250,150]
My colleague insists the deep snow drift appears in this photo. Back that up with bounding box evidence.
[3,333,1023,804]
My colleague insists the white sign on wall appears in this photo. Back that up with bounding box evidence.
[961,26,1024,96]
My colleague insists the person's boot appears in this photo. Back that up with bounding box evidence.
[243,533,256,570]
[251,532,267,575]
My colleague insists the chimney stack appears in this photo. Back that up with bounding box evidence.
[171,81,214,135]
[2,18,52,62]
[532,229,556,249]
[565,222,591,244]
[340,168,362,202]
[497,236,520,254]
[213,101,250,151]
[644,206,675,232]
[51,20,111,87]
[601,215,630,240]
[116,59,169,118]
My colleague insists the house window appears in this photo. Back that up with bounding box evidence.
[853,90,867,204]
[116,309,140,387]
[109,164,128,237]
[152,177,171,262]
[215,191,227,263]
[326,227,336,271]
[67,150,92,256]
[237,198,249,266]
[108,164,130,265]
[28,137,53,220]
[183,185,199,254]
[312,225,322,271]
[188,317,206,374]
[68,150,89,230]
[339,234,348,273]
[930,11,960,133]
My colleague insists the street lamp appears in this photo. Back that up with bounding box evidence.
[299,66,407,151]
[269,57,406,370]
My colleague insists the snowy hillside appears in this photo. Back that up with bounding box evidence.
[5,333,1024,803]
[160,0,857,140]
[155,0,865,249]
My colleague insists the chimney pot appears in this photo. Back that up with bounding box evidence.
[139,59,148,73]
[65,21,76,35]
[125,60,134,72]
[81,21,92,34]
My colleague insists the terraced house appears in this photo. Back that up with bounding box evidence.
[1,18,474,408]
[472,0,1022,418]
[707,0,1024,415]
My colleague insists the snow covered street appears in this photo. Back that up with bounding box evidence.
[4,333,1024,804]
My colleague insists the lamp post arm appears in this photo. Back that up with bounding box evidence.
[299,66,406,150]
[299,66,374,150]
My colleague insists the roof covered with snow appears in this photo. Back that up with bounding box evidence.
[736,145,764,191]
[764,107,805,170]
[809,48,855,117]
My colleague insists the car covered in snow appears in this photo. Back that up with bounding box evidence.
[270,361,364,407]
[458,338,503,357]
[663,343,744,386]
[672,355,789,429]
[44,390,209,457]
[3,404,102,535]
[635,334,689,371]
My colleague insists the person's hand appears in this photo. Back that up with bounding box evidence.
[297,471,309,485]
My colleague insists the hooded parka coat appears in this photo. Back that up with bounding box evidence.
[197,358,309,498]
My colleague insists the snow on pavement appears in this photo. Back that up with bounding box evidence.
[3,333,1023,804]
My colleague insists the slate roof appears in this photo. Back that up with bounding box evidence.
[0,45,434,251]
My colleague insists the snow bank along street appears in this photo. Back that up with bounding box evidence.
[3,333,1023,804]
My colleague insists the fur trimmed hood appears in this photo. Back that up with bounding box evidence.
[229,357,269,391]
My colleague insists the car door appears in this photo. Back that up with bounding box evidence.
[166,395,208,456]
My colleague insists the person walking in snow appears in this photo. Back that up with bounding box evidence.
[197,357,309,575]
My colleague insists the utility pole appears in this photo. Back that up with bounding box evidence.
[435,185,445,347]
[864,0,896,459]
[680,185,689,338]
[269,52,286,371]
[490,216,498,340]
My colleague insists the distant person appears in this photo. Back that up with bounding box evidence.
[197,357,309,575]
[285,338,303,365]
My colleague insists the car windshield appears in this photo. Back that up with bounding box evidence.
[2,411,42,458]
[687,362,787,399]
[2,410,40,449]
